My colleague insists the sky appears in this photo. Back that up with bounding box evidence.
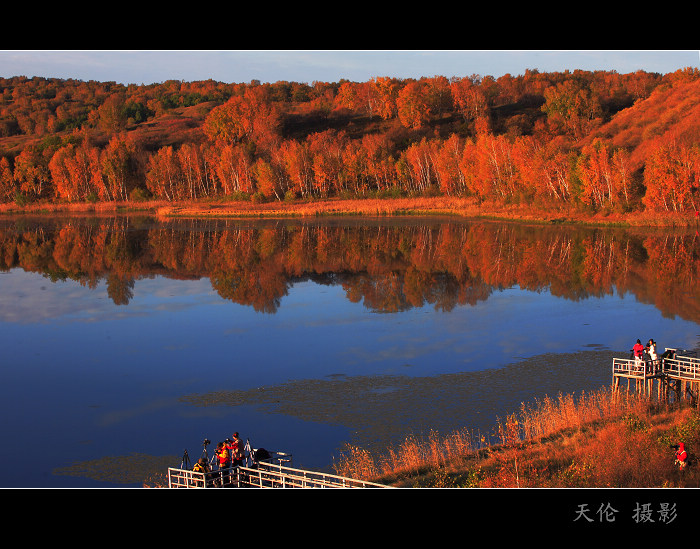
[0,50,698,86]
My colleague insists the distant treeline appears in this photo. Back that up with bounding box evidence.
[1,68,699,214]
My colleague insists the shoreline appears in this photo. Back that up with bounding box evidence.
[1,196,699,227]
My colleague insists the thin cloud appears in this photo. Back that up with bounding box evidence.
[1,50,697,85]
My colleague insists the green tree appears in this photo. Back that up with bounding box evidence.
[541,80,602,139]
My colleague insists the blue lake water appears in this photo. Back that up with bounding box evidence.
[0,216,698,487]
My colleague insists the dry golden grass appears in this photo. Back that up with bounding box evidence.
[2,196,698,227]
[153,196,486,219]
[333,387,700,488]
[0,199,170,215]
[152,196,628,225]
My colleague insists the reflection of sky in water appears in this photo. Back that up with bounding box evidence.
[3,267,699,382]
[1,267,699,487]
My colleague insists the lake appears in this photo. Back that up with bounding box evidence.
[1,214,699,487]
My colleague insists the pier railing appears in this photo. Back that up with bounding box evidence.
[612,357,663,378]
[612,349,698,381]
[167,450,390,488]
[612,348,700,406]
[663,355,700,380]
[167,463,390,488]
[235,462,390,488]
[167,467,215,488]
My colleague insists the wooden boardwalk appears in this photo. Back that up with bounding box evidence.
[168,461,390,488]
[167,448,390,488]
[168,348,700,489]
[612,348,700,406]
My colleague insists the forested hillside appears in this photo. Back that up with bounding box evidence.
[1,67,698,215]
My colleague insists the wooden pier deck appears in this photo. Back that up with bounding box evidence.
[612,348,700,406]
[167,461,390,488]
[167,448,390,488]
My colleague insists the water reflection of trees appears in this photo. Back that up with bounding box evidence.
[0,216,698,321]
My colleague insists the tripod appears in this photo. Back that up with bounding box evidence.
[180,449,191,470]
[201,439,218,469]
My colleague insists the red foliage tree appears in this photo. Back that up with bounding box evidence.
[397,82,431,129]
[145,146,180,200]
[0,156,15,201]
[215,143,255,195]
[434,134,466,196]
[643,142,700,212]
[13,146,52,199]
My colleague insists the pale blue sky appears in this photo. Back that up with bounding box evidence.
[1,50,698,86]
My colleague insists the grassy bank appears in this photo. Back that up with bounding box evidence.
[333,387,700,488]
[2,196,700,227]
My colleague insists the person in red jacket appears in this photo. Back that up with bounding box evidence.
[632,339,645,369]
[227,432,244,467]
[675,443,688,470]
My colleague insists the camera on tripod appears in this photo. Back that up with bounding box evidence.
[203,438,211,446]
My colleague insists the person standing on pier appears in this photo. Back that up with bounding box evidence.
[633,339,645,368]
[227,432,244,468]
[647,339,658,372]
[193,457,210,473]
[647,339,657,359]
[216,441,231,485]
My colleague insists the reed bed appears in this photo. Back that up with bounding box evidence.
[3,195,697,227]
[333,386,699,487]
[334,427,484,482]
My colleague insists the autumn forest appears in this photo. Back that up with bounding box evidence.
[1,67,699,217]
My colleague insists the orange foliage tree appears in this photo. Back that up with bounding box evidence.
[13,146,52,199]
[396,82,431,129]
[214,142,254,196]
[578,139,636,211]
[203,86,280,147]
[360,133,396,193]
[253,154,289,201]
[371,77,401,120]
[434,134,467,196]
[334,81,382,118]
[512,138,573,204]
[0,156,14,201]
[177,142,217,199]
[280,139,314,198]
[473,131,520,201]
[48,141,101,201]
[145,146,180,200]
[643,142,700,212]
[100,133,142,201]
[308,130,347,197]
[450,76,489,130]
[402,138,438,194]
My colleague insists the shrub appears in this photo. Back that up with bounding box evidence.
[130,187,151,202]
